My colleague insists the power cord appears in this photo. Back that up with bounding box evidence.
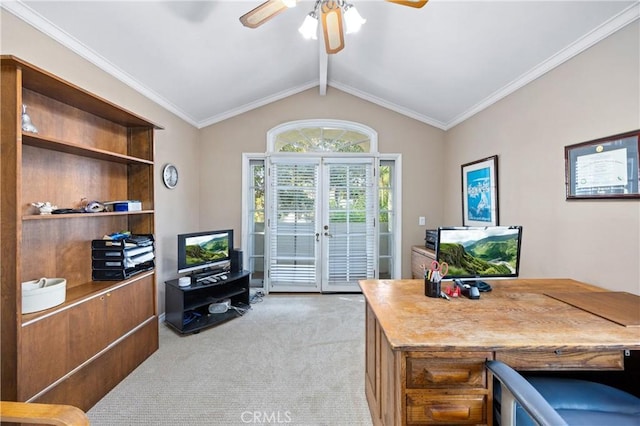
[250,290,265,304]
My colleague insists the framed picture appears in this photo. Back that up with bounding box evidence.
[565,130,640,199]
[461,155,499,226]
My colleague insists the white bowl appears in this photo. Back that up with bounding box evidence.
[22,278,66,314]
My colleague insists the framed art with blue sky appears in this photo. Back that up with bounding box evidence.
[461,155,499,226]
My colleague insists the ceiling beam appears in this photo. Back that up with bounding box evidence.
[318,38,328,96]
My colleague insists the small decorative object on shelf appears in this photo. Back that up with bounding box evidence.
[31,201,57,215]
[84,200,105,213]
[21,277,66,314]
[21,104,38,133]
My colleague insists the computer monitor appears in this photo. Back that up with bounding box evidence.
[435,226,523,286]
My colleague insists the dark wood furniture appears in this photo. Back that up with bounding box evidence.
[1,56,161,411]
[165,271,251,334]
[359,278,640,425]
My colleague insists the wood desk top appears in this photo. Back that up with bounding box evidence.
[359,278,640,352]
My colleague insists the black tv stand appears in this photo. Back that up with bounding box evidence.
[189,267,229,284]
[164,270,250,334]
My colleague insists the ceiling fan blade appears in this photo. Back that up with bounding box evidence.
[240,0,289,29]
[321,0,345,54]
[385,0,429,8]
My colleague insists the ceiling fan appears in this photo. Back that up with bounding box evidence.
[240,0,429,54]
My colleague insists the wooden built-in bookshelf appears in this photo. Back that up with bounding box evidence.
[1,55,161,410]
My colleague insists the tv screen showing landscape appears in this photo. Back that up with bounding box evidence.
[436,226,522,280]
[185,233,230,267]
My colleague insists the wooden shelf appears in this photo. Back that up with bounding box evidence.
[23,133,154,165]
[21,271,155,326]
[3,55,162,129]
[23,210,154,221]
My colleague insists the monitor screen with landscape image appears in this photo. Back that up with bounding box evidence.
[435,226,523,285]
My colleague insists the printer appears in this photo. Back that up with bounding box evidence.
[424,229,437,250]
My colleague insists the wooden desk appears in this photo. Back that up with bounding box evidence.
[359,278,640,425]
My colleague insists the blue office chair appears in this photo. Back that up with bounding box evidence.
[487,360,640,426]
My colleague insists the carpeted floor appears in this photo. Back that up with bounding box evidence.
[87,293,373,426]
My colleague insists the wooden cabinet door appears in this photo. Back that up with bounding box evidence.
[19,311,70,400]
[106,275,155,342]
[68,294,110,372]
[68,277,155,370]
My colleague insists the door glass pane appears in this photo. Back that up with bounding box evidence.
[326,162,375,287]
[269,162,319,289]
[248,160,265,287]
[379,161,395,279]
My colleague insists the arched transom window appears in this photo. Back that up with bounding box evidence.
[267,119,377,154]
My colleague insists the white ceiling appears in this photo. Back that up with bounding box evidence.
[3,1,638,130]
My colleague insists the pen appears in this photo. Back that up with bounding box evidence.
[440,291,450,300]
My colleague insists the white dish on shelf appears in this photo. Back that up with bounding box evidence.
[22,277,66,314]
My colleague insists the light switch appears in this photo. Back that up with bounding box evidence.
[418,216,426,226]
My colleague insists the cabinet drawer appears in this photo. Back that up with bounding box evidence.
[406,393,486,424]
[407,355,488,389]
[495,349,624,370]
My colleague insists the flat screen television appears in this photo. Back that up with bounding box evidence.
[435,226,523,286]
[177,229,233,275]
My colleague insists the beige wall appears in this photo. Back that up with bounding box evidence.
[199,88,446,278]
[1,12,201,311]
[444,21,640,294]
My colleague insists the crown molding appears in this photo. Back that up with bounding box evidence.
[196,81,319,129]
[1,0,200,127]
[4,1,638,132]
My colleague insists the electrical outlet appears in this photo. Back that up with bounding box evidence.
[418,216,426,226]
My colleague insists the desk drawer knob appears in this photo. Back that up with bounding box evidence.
[554,349,563,355]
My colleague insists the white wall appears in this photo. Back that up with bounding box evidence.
[444,21,640,294]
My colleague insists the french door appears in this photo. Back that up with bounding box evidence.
[266,157,376,292]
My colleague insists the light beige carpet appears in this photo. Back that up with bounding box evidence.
[87,293,373,426]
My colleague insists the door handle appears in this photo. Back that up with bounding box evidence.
[316,233,320,242]
[324,232,333,238]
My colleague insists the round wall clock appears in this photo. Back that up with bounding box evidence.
[162,163,179,189]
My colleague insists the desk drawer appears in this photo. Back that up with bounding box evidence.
[406,393,486,424]
[495,349,624,370]
[407,353,490,389]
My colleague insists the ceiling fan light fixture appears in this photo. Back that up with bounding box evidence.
[321,0,345,54]
[242,0,425,53]
[299,12,319,40]
[343,4,366,34]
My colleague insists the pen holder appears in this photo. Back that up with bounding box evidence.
[425,278,440,298]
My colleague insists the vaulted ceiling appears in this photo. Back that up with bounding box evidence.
[3,1,638,130]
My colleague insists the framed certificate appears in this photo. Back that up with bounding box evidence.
[565,130,640,199]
